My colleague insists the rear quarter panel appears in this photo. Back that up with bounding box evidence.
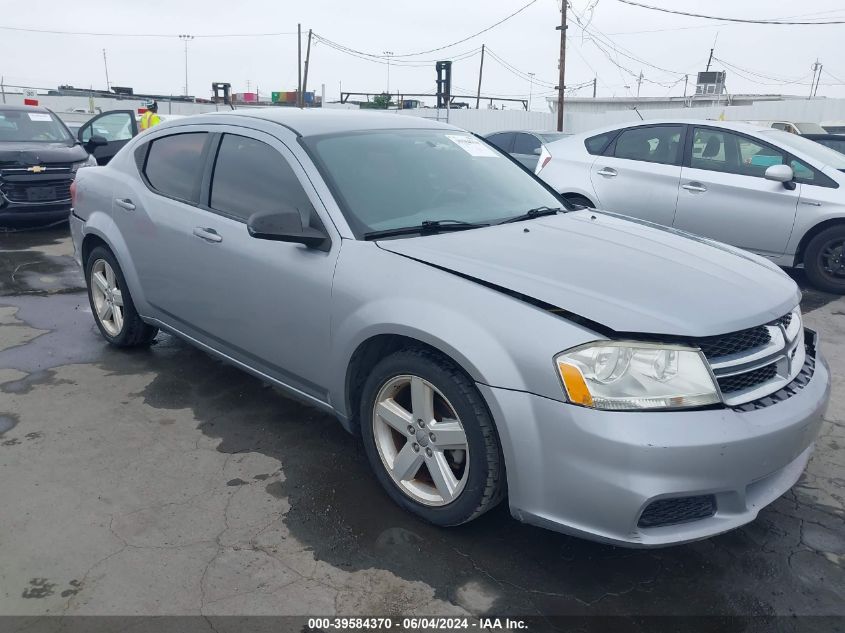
[538,138,598,202]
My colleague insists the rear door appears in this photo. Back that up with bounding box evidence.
[512,133,542,170]
[673,126,800,257]
[589,124,684,227]
[77,110,138,165]
[485,132,515,154]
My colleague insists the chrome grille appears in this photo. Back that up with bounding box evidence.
[701,308,804,407]
[0,164,73,176]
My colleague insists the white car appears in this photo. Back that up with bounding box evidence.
[536,119,845,292]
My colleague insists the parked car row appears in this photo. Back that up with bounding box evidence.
[69,108,830,547]
[518,120,845,293]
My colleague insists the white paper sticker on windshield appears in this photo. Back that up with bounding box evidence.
[446,134,500,157]
[27,113,52,122]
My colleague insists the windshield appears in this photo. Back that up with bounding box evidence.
[0,109,72,143]
[303,129,563,237]
[762,129,845,170]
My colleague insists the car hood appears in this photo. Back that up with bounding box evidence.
[0,141,87,167]
[376,210,801,338]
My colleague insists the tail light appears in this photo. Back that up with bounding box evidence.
[70,180,77,207]
[536,145,552,174]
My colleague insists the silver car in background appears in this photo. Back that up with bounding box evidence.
[70,109,829,546]
[537,119,845,293]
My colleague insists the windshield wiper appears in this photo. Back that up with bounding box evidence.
[497,206,564,225]
[363,219,489,240]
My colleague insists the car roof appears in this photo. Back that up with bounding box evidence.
[0,104,52,114]
[177,108,461,137]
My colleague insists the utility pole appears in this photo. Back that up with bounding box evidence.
[178,35,194,97]
[705,48,714,72]
[303,29,313,106]
[475,44,485,109]
[102,49,110,91]
[0,76,5,104]
[814,62,823,97]
[556,0,567,132]
[383,50,394,93]
[637,70,643,98]
[593,76,597,98]
[528,72,535,110]
[683,74,689,99]
[810,59,822,99]
[297,24,302,107]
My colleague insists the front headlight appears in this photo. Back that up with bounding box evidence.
[71,154,98,172]
[555,341,720,411]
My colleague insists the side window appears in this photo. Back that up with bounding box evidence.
[486,133,514,152]
[691,128,731,171]
[771,123,788,132]
[143,132,207,203]
[82,112,134,142]
[737,136,786,177]
[210,134,315,224]
[613,126,682,165]
[790,158,817,183]
[585,132,613,155]
[513,133,541,155]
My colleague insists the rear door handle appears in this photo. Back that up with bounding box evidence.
[682,182,707,193]
[596,167,617,177]
[115,198,135,211]
[192,227,222,243]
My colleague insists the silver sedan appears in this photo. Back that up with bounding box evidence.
[70,109,829,546]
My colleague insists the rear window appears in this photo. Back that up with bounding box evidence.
[143,133,208,203]
[584,132,614,155]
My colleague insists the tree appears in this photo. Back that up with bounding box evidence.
[371,93,391,109]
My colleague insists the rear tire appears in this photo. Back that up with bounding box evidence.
[85,246,158,347]
[359,347,505,526]
[803,225,845,294]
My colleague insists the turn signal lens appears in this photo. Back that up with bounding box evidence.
[557,362,594,407]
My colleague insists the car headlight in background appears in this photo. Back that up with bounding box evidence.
[555,342,720,411]
[71,154,98,172]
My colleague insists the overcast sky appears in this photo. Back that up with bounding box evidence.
[2,0,845,108]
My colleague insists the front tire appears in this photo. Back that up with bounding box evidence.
[360,348,505,526]
[804,225,845,294]
[85,246,158,347]
[563,194,595,209]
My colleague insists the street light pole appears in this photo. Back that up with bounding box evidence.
[178,34,194,97]
[528,72,535,111]
[383,51,394,94]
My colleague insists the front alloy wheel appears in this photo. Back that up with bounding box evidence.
[360,348,505,526]
[804,225,845,294]
[373,375,469,506]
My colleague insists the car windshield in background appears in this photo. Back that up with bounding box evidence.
[538,132,571,143]
[0,109,72,143]
[303,129,562,237]
[762,129,845,170]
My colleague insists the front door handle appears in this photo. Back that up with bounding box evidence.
[596,167,618,177]
[682,182,707,193]
[115,198,135,211]
[192,227,222,243]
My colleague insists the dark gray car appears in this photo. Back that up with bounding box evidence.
[70,109,829,546]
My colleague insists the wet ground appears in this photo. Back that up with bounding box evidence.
[0,225,843,627]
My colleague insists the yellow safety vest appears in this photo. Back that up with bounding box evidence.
[140,110,161,130]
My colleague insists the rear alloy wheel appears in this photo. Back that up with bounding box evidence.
[360,348,505,526]
[85,246,158,347]
[804,225,845,294]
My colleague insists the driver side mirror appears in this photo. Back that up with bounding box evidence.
[247,207,329,250]
[764,164,796,190]
[83,135,108,153]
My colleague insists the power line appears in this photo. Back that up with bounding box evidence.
[0,25,298,37]
[313,0,539,59]
[616,0,845,25]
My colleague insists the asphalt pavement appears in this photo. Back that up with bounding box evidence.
[0,224,843,628]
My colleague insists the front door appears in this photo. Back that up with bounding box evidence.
[163,129,338,401]
[673,126,800,257]
[77,110,138,165]
[589,124,684,227]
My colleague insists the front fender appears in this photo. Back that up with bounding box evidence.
[327,242,599,419]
